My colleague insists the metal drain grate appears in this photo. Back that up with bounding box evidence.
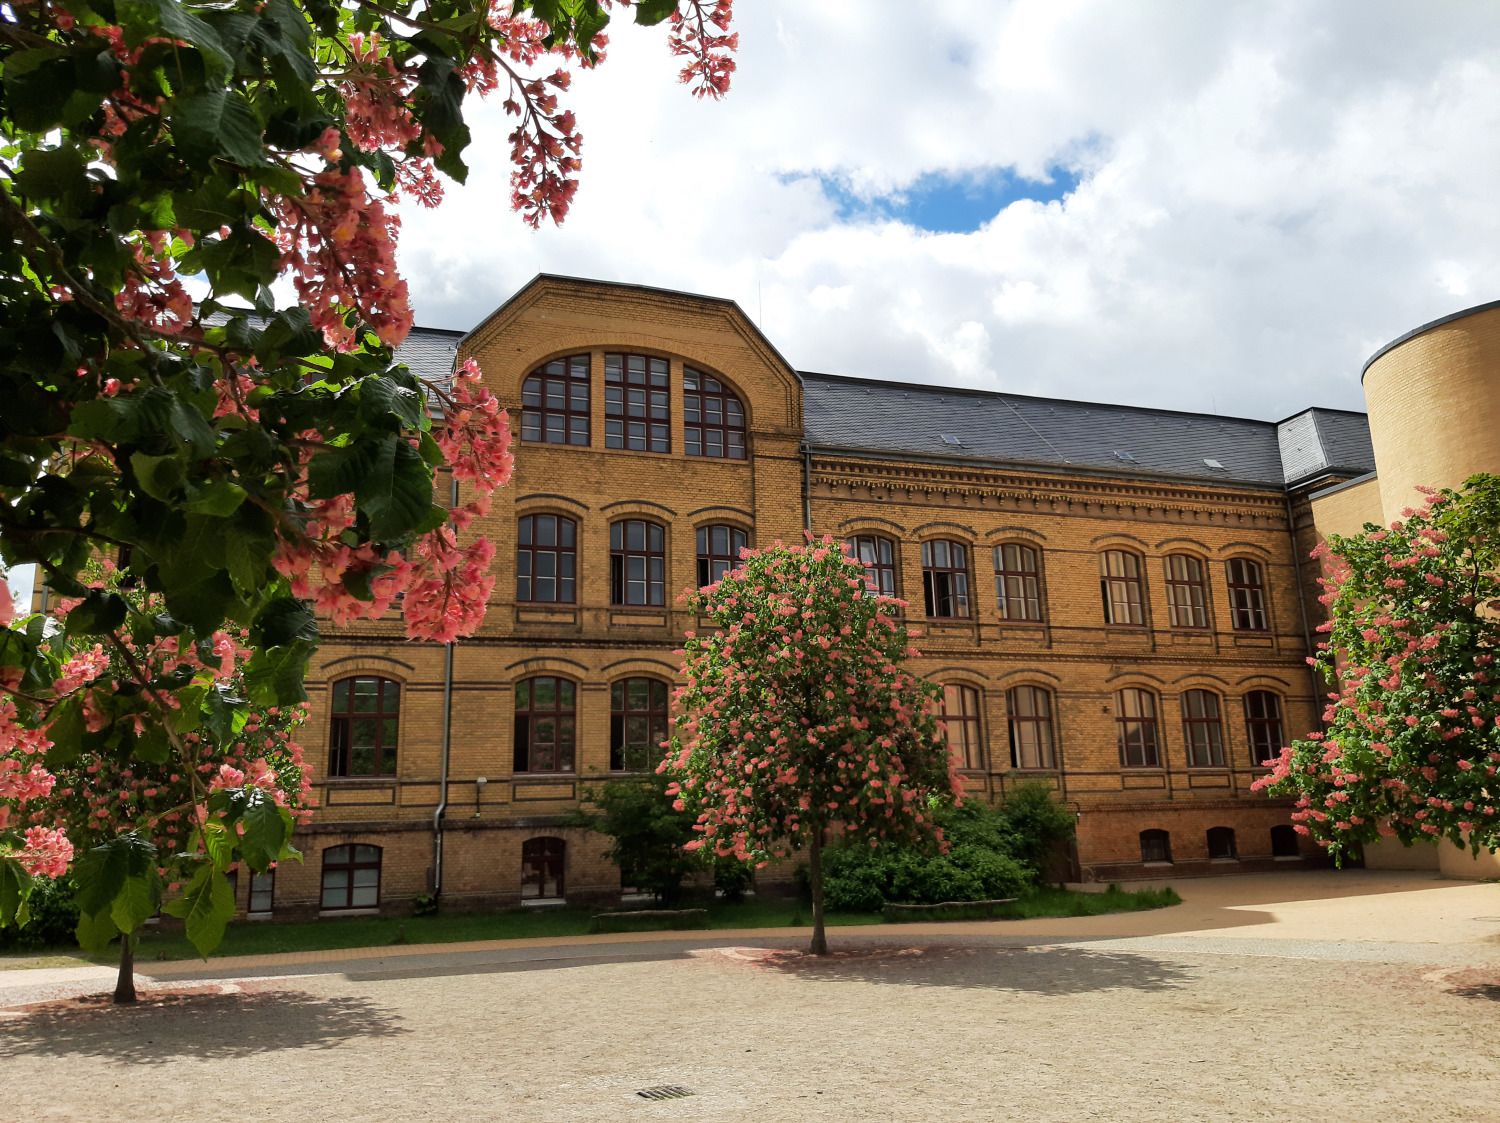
[636,1086,694,1101]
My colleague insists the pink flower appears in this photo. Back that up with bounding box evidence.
[16,827,73,879]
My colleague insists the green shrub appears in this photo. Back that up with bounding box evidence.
[995,781,1076,877]
[712,857,754,903]
[0,876,79,951]
[572,775,701,905]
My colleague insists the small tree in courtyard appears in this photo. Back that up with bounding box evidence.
[1256,474,1500,862]
[661,538,962,955]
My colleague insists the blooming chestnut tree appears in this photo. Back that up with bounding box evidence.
[1256,475,1500,863]
[0,0,736,963]
[661,539,962,954]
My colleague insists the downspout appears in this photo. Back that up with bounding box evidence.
[801,442,813,534]
[432,473,460,901]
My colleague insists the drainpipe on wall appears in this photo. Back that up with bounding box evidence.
[431,473,460,901]
[801,442,813,534]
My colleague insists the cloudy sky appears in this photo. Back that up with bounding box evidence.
[396,0,1500,420]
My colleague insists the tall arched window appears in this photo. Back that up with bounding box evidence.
[994,543,1043,622]
[513,676,576,774]
[846,534,898,598]
[520,354,590,446]
[604,352,670,452]
[696,524,748,587]
[921,540,970,618]
[1164,554,1209,629]
[521,837,566,900]
[1227,558,1269,631]
[938,684,983,770]
[1139,829,1172,864]
[1244,690,1285,765]
[321,844,381,910]
[683,367,746,459]
[1181,689,1225,767]
[1117,688,1160,768]
[611,677,669,772]
[1007,686,1056,770]
[610,519,666,606]
[1100,550,1146,626]
[517,514,577,604]
[329,676,400,777]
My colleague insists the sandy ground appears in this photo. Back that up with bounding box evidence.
[4,869,1500,1122]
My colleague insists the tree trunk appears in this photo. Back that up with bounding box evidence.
[113,934,137,1005]
[808,831,828,956]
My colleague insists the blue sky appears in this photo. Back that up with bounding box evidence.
[795,167,1083,234]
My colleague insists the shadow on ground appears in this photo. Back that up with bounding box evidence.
[749,944,1193,996]
[0,989,407,1063]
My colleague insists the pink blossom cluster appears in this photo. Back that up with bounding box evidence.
[114,230,193,330]
[15,827,73,879]
[667,0,738,98]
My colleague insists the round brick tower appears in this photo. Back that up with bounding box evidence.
[1362,299,1500,522]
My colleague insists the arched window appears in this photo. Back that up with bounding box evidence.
[521,354,590,446]
[938,684,983,770]
[1139,829,1172,865]
[845,534,898,598]
[1207,827,1238,860]
[1100,550,1146,626]
[521,837,565,900]
[610,519,666,606]
[514,676,576,774]
[683,367,746,459]
[329,676,400,777]
[604,352,670,452]
[1117,688,1160,768]
[1227,558,1269,631]
[1007,686,1056,770]
[1181,689,1225,767]
[517,513,577,604]
[1244,691,1285,765]
[321,844,381,910]
[1164,554,1209,629]
[611,678,669,772]
[921,540,970,618]
[696,524,748,587]
[994,543,1043,622]
[1270,824,1300,858]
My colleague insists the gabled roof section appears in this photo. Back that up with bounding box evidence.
[1275,407,1375,486]
[800,371,1315,487]
[395,325,464,395]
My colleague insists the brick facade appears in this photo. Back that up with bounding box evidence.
[268,275,1351,919]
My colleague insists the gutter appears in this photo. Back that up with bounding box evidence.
[431,473,460,900]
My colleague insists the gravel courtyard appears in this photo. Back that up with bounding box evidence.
[4,870,1500,1122]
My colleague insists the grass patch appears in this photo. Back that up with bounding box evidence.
[998,885,1181,919]
[5,886,1173,967]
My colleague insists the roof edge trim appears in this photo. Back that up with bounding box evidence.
[1361,298,1500,381]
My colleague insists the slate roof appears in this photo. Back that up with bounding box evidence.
[395,325,464,393]
[799,371,1374,490]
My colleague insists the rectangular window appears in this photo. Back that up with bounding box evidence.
[938,684,983,770]
[922,540,970,618]
[994,543,1043,621]
[610,678,669,772]
[1101,551,1146,626]
[248,870,275,915]
[1227,558,1269,631]
[516,514,577,604]
[1181,690,1226,767]
[610,520,666,606]
[1117,689,1160,768]
[1164,554,1209,628]
[604,353,670,452]
[846,535,897,598]
[1007,686,1056,769]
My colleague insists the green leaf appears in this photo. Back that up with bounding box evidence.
[360,374,424,429]
[306,436,385,502]
[75,906,120,954]
[0,859,30,929]
[242,642,311,706]
[171,89,265,167]
[163,863,235,957]
[74,834,158,920]
[131,450,186,500]
[65,590,127,636]
[357,437,433,539]
[254,596,319,647]
[632,0,676,24]
[109,867,162,934]
[238,789,290,870]
[46,696,86,765]
[132,723,172,764]
[185,479,248,516]
[201,821,235,871]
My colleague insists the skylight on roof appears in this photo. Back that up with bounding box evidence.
[1113,450,1137,462]
[1203,458,1228,471]
[941,434,965,447]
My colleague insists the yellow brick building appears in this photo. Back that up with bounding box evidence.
[253,277,1500,919]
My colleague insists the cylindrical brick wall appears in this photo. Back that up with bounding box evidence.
[1362,300,1500,523]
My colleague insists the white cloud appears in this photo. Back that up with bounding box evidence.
[395,0,1500,419]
